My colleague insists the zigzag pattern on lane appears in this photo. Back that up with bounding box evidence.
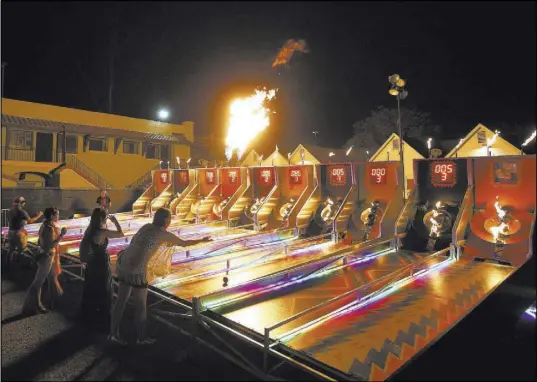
[283,259,513,381]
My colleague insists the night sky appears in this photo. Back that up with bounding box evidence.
[2,1,535,155]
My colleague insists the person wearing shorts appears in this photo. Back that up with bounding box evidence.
[108,208,211,345]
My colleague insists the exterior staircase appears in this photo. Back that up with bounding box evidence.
[64,154,114,190]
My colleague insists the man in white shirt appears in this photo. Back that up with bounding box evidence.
[109,208,211,345]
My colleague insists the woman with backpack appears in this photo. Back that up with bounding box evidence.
[79,208,124,331]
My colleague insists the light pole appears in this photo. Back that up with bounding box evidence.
[1,62,6,99]
[389,74,408,201]
[312,131,319,145]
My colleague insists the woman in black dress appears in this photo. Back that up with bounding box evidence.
[80,207,124,331]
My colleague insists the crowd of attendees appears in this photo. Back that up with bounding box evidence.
[3,191,210,345]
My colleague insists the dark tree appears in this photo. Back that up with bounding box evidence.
[346,106,441,152]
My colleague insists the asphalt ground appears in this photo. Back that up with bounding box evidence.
[1,264,257,381]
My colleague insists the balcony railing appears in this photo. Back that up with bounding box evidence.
[2,147,62,162]
[1,147,112,189]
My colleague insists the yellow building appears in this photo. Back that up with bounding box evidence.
[240,149,261,166]
[289,144,367,165]
[1,98,193,188]
[261,147,289,166]
[445,123,520,158]
[369,133,426,195]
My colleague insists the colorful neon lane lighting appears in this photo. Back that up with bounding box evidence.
[277,256,454,343]
[153,238,326,290]
[203,247,394,310]
[524,303,536,320]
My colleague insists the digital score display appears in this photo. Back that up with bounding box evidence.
[177,170,189,185]
[289,167,303,185]
[258,168,275,187]
[157,170,169,185]
[431,161,457,187]
[369,166,387,185]
[227,170,238,184]
[205,170,216,184]
[329,166,347,186]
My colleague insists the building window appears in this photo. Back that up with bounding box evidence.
[65,135,78,153]
[123,140,139,154]
[10,130,33,150]
[146,143,161,159]
[89,137,108,152]
[161,144,170,161]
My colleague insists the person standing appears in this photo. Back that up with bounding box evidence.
[21,207,67,315]
[109,208,211,345]
[79,208,125,331]
[4,196,43,270]
[96,190,112,211]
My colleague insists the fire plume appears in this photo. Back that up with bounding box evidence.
[272,39,309,68]
[491,197,509,242]
[494,198,506,220]
[225,88,277,160]
[487,130,500,147]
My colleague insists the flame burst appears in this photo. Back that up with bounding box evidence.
[428,202,443,237]
[487,130,500,147]
[491,197,509,242]
[522,130,537,147]
[225,88,277,160]
[272,39,309,68]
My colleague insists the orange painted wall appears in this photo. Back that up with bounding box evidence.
[473,156,536,214]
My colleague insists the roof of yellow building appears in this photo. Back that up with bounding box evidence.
[445,123,520,158]
[369,133,427,162]
[2,114,190,144]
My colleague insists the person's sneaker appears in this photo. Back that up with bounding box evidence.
[107,335,127,346]
[136,337,156,345]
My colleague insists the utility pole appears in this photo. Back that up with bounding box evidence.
[388,74,408,202]
[1,62,6,99]
[312,131,319,145]
[108,30,116,114]
[2,62,8,160]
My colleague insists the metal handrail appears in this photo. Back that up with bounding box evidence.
[527,208,536,259]
[179,225,290,260]
[287,175,316,224]
[65,154,113,189]
[394,187,416,238]
[330,184,355,235]
[1,209,10,228]
[199,235,393,309]
[222,168,250,221]
[452,186,473,248]
[183,231,330,276]
[254,172,280,229]
[269,246,453,340]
